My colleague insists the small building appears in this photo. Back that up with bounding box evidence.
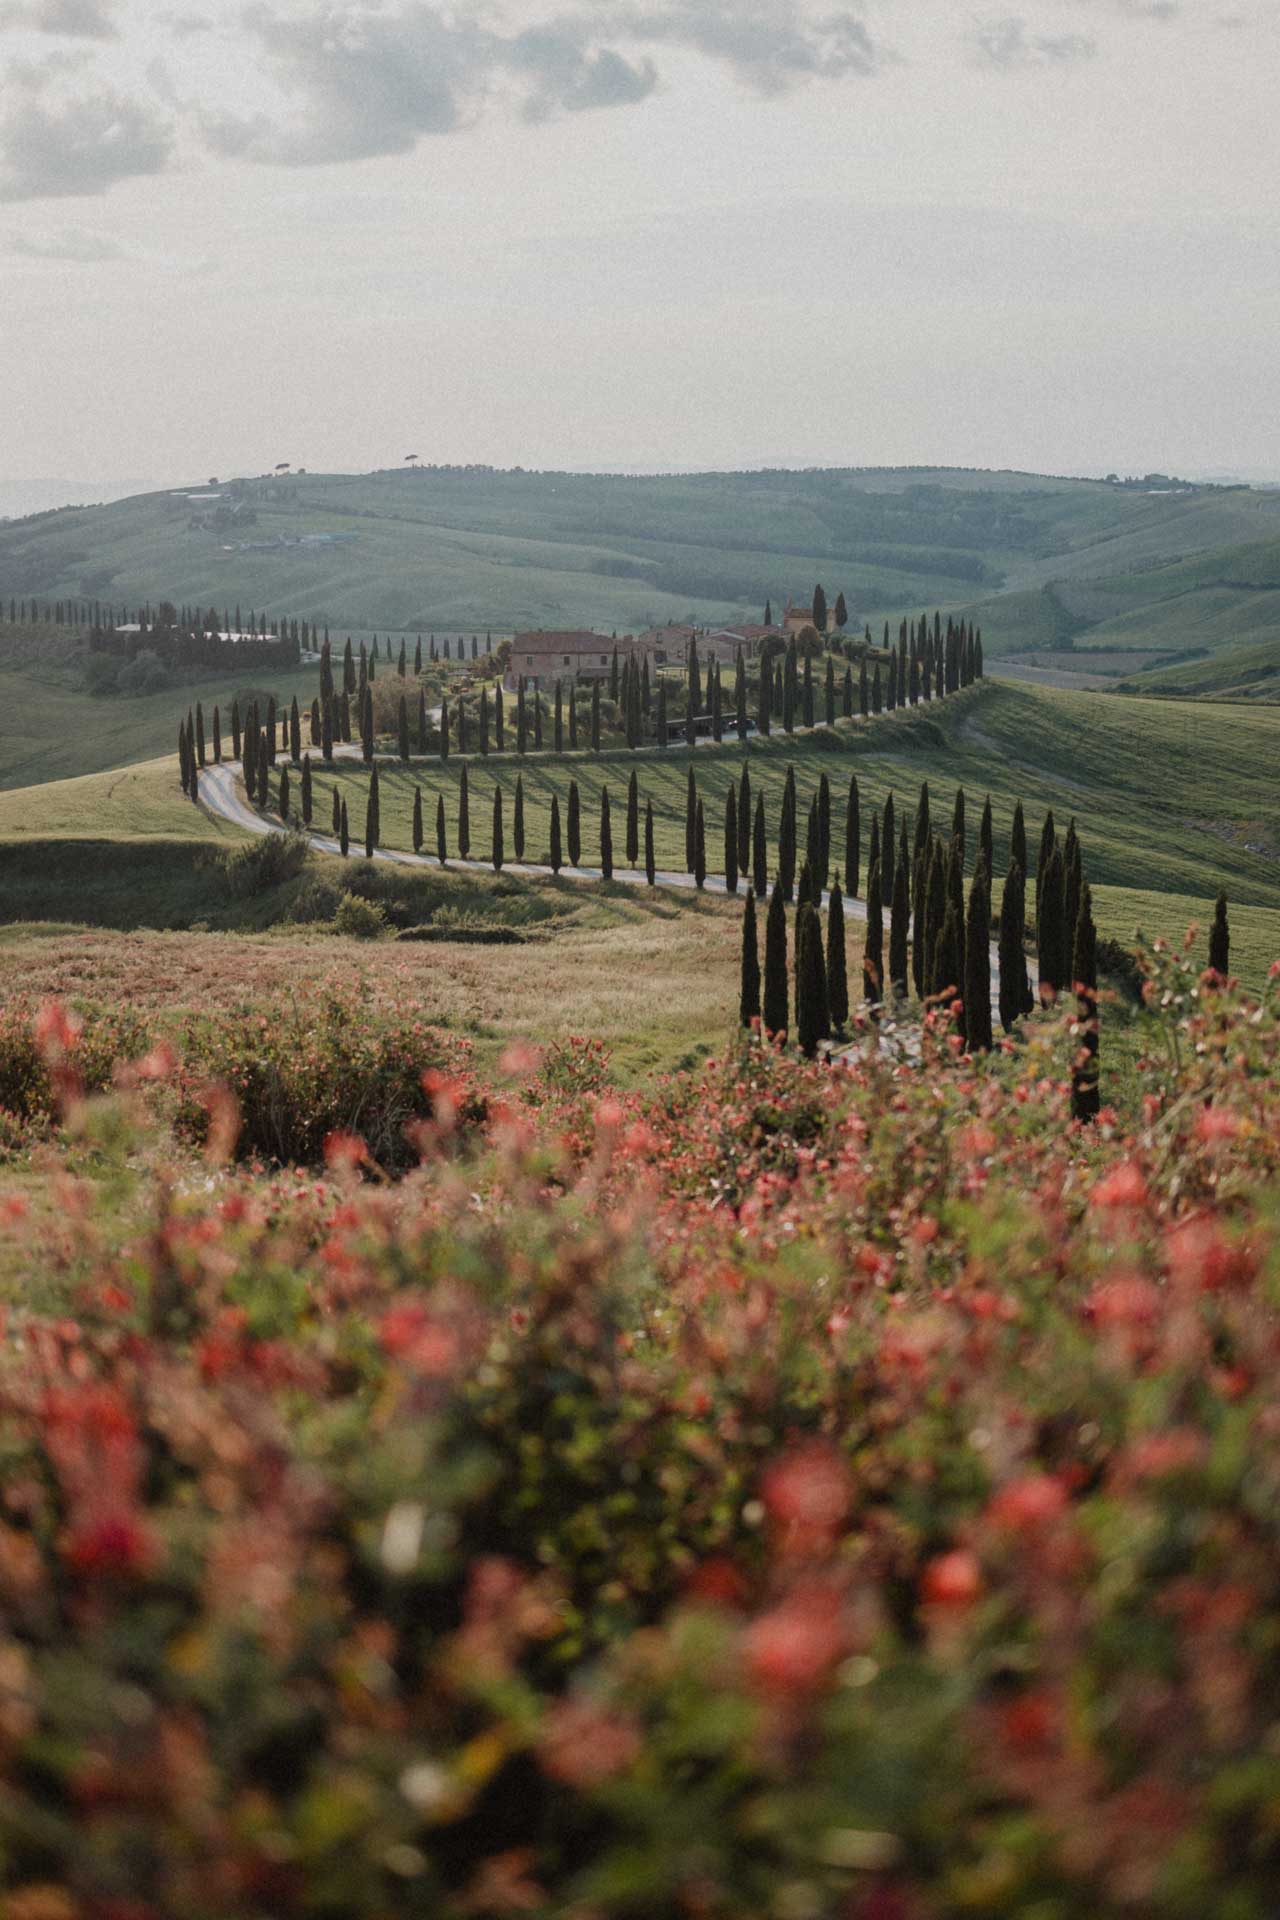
[706,623,784,663]
[506,630,626,691]
[783,601,819,636]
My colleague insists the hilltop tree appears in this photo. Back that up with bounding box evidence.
[600,788,613,880]
[495,685,505,751]
[412,787,423,854]
[458,766,471,860]
[858,658,869,718]
[952,788,966,868]
[568,780,581,867]
[479,687,490,756]
[763,882,789,1038]
[825,657,836,727]
[834,590,847,630]
[491,787,504,871]
[195,704,206,769]
[827,882,849,1033]
[212,707,222,764]
[802,654,814,729]
[1071,882,1100,1122]
[645,799,656,887]
[965,871,993,1052]
[735,650,749,740]
[753,793,768,898]
[812,584,828,633]
[436,794,447,864]
[979,794,994,882]
[331,787,341,839]
[364,788,376,859]
[724,784,739,895]
[1210,891,1230,977]
[549,795,563,874]
[882,793,895,906]
[739,890,761,1027]
[684,766,698,873]
[863,858,883,1007]
[231,699,242,762]
[842,665,853,718]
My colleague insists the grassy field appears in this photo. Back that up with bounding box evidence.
[7,465,1280,644]
[0,625,319,791]
[1117,633,1280,702]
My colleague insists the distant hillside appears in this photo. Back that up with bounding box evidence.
[2,464,1278,640]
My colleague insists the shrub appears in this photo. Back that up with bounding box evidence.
[334,891,390,940]
[221,829,308,899]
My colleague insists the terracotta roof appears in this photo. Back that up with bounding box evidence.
[513,631,616,653]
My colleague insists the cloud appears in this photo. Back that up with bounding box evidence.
[970,15,1098,64]
[7,221,124,257]
[202,1,893,167]
[0,64,174,199]
[0,0,117,34]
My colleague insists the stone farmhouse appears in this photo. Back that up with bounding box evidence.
[505,616,789,692]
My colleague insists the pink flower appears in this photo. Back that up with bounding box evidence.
[986,1474,1068,1533]
[921,1549,982,1609]
[538,1699,642,1787]
[743,1582,848,1695]
[1092,1162,1147,1211]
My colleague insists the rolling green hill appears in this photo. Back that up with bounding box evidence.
[6,465,1280,645]
[2,682,1276,980]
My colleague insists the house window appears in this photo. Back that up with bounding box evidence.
[600,656,607,665]
[526,655,533,664]
[564,656,570,666]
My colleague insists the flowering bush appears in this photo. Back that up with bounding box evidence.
[0,949,1277,1913]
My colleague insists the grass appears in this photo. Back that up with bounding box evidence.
[1117,634,1280,703]
[0,882,760,1084]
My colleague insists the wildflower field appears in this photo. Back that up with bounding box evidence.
[0,938,1275,1918]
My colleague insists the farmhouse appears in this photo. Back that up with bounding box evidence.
[782,601,820,636]
[706,622,783,662]
[506,630,628,690]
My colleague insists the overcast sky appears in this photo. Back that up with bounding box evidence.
[2,0,1278,498]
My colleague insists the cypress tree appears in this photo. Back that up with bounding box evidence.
[555,681,564,754]
[436,794,447,864]
[802,654,814,728]
[300,753,312,826]
[889,854,910,998]
[805,797,820,892]
[591,682,600,752]
[736,650,749,740]
[724,784,739,894]
[567,780,581,866]
[845,775,861,896]
[872,665,882,714]
[882,793,895,906]
[685,766,697,873]
[331,786,341,839]
[757,655,772,736]
[458,765,471,859]
[492,787,504,871]
[231,699,242,762]
[868,812,880,899]
[795,902,829,1057]
[412,786,423,853]
[256,741,270,809]
[740,889,761,1027]
[364,787,376,859]
[1209,891,1230,977]
[600,788,613,880]
[753,793,768,898]
[626,770,639,867]
[1038,847,1067,1000]
[827,882,849,1032]
[999,863,1028,1034]
[1035,809,1057,934]
[979,795,993,881]
[952,788,966,868]
[533,688,543,750]
[863,858,883,1006]
[517,681,527,755]
[645,799,656,886]
[549,795,563,873]
[194,703,206,769]
[711,660,723,743]
[933,902,963,1012]
[779,765,797,900]
[514,776,526,860]
[737,765,751,874]
[859,658,869,718]
[1072,882,1100,1122]
[361,686,374,764]
[657,679,668,747]
[825,657,836,727]
[398,695,410,762]
[495,685,505,751]
[457,698,469,758]
[843,665,853,718]
[924,840,946,996]
[479,687,490,755]
[694,798,706,890]
[569,682,579,750]
[212,707,222,763]
[339,798,349,857]
[763,882,789,1037]
[278,764,291,820]
[798,858,815,911]
[322,694,335,762]
[965,872,993,1052]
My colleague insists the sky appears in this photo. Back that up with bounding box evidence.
[2,0,1279,502]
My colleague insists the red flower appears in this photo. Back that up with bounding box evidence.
[1092,1162,1147,1211]
[743,1581,849,1695]
[538,1699,642,1787]
[66,1510,156,1577]
[986,1474,1068,1533]
[921,1549,982,1609]
[761,1441,851,1554]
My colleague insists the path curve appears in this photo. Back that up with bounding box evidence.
[197,760,1008,1017]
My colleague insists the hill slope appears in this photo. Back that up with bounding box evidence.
[6,465,1280,644]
